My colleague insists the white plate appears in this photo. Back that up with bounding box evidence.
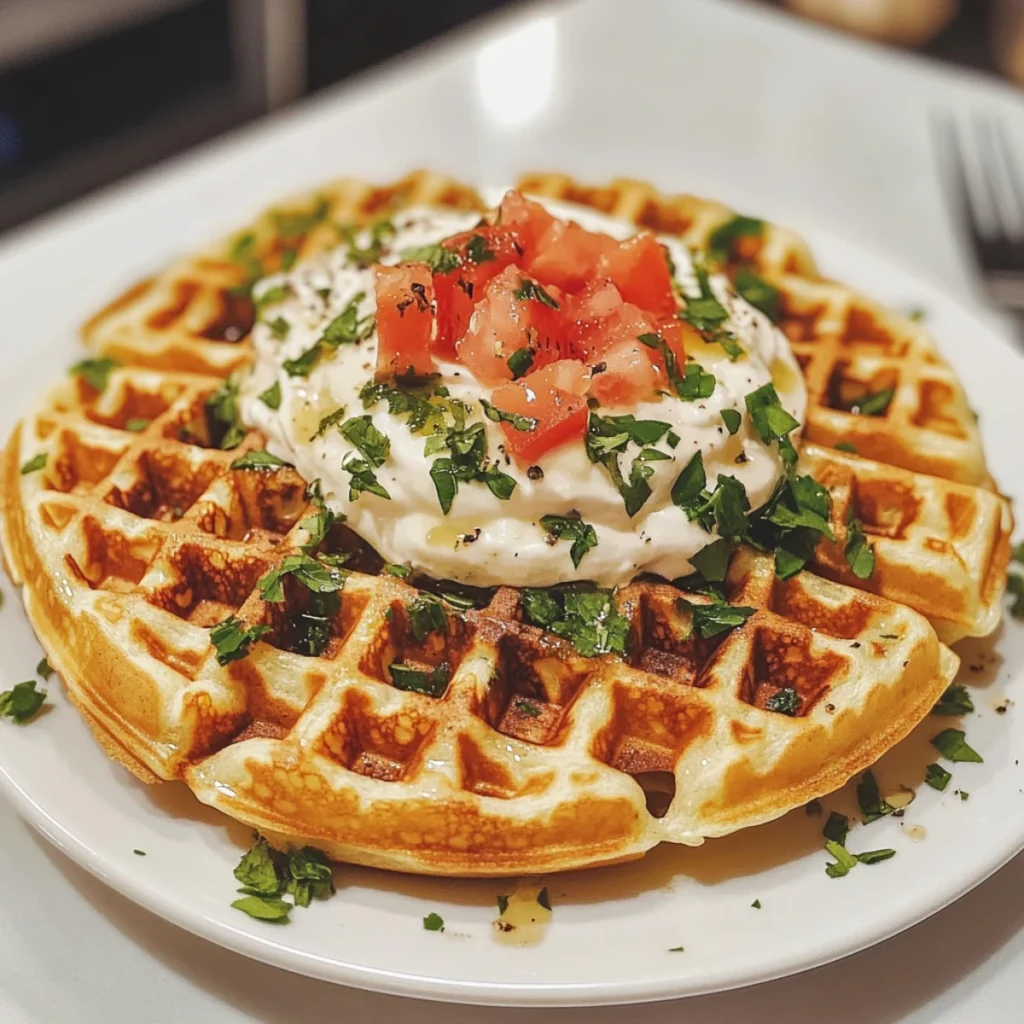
[0,202,1021,1007]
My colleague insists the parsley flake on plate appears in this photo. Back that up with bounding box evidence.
[423,912,446,932]
[751,899,762,909]
[343,453,391,501]
[20,453,47,475]
[231,836,335,922]
[834,441,857,454]
[506,346,535,379]
[480,398,537,432]
[339,415,391,468]
[70,357,119,392]
[230,450,291,471]
[822,811,850,845]
[924,762,952,791]
[0,679,47,723]
[707,214,763,264]
[931,728,983,763]
[636,332,718,401]
[856,848,896,865]
[720,409,742,435]
[856,769,894,823]
[539,511,599,569]
[824,840,858,878]
[35,657,53,681]
[932,684,974,717]
[209,616,271,666]
[125,418,150,432]
[680,265,742,359]
[231,895,292,923]
[844,509,875,580]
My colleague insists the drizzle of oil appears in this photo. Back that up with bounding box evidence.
[683,333,731,365]
[493,883,553,947]
[906,825,927,843]
[426,519,482,550]
[771,355,800,399]
[292,389,342,442]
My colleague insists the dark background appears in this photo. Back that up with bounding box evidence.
[0,0,1010,237]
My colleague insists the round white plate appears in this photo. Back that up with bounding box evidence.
[0,214,1021,1008]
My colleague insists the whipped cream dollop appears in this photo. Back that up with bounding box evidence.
[241,197,806,588]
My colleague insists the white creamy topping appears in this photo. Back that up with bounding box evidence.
[240,197,807,588]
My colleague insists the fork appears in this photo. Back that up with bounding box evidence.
[935,114,1024,311]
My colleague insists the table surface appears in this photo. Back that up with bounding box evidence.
[3,0,1024,1019]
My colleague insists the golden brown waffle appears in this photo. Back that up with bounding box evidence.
[1,367,957,875]
[82,171,485,376]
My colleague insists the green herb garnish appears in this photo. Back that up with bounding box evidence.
[924,763,952,791]
[844,509,875,580]
[721,409,742,435]
[20,453,47,475]
[125,418,150,432]
[389,661,450,697]
[521,585,629,658]
[734,266,780,322]
[931,728,983,763]
[707,214,763,263]
[0,680,47,723]
[258,554,347,603]
[70,357,119,392]
[343,454,391,501]
[677,597,755,638]
[856,769,893,823]
[539,512,599,569]
[507,347,535,379]
[856,849,896,865]
[407,594,447,642]
[283,293,374,377]
[825,840,858,878]
[423,912,446,932]
[399,242,460,275]
[853,388,895,417]
[932,684,974,717]
[230,450,290,471]
[765,687,800,715]
[513,277,559,308]
[209,616,271,665]
[206,373,246,450]
[822,811,849,845]
[465,234,496,264]
[481,398,537,432]
[339,415,390,468]
[35,658,53,681]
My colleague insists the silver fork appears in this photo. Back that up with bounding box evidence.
[935,114,1024,311]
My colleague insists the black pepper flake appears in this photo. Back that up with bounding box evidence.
[735,452,749,464]
[460,528,482,545]
[825,703,836,713]
[527,466,544,481]
[591,361,608,375]
[850,642,861,649]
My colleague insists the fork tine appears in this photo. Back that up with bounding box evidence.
[933,112,990,253]
[982,117,1024,233]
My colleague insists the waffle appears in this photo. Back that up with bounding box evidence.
[81,171,485,376]
[1,367,957,875]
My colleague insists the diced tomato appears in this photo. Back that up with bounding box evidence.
[596,233,676,318]
[433,226,521,359]
[373,263,435,379]
[496,190,555,261]
[527,220,617,292]
[491,362,590,465]
[457,266,570,386]
[579,300,660,363]
[588,339,659,406]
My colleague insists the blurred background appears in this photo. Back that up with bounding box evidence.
[1,0,1023,238]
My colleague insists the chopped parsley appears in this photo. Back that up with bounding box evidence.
[931,728,983,763]
[587,412,675,517]
[254,284,290,312]
[465,234,496,264]
[297,480,340,553]
[844,509,875,579]
[125,418,150,432]
[824,840,858,878]
[834,441,857,454]
[35,658,53,681]
[925,763,952,791]
[721,409,742,435]
[19,454,46,475]
[1008,572,1024,618]
[339,415,390,468]
[734,267,780,322]
[707,215,763,264]
[637,332,717,401]
[283,293,374,377]
[513,277,559,308]
[540,511,599,569]
[853,387,895,417]
[342,453,390,501]
[209,616,271,665]
[0,679,47,723]
[231,837,335,922]
[311,406,347,441]
[856,848,896,865]
[521,585,629,658]
[745,473,835,580]
[389,661,450,697]
[856,770,894,823]
[481,398,537,432]
[206,373,246,450]
[765,687,800,715]
[751,899,762,909]
[266,316,291,340]
[822,811,850,845]
[672,456,751,539]
[70,357,119,392]
[423,912,446,932]
[668,946,685,953]
[426,418,515,514]
[230,450,290,471]
[515,698,543,717]
[680,265,742,358]
[744,382,799,460]
[399,242,460,275]
[258,553,347,603]
[676,596,755,638]
[506,347,535,379]
[689,537,734,582]
[384,564,412,578]
[274,196,330,242]
[257,380,282,410]
[342,218,396,267]
[407,594,447,642]
[932,684,974,717]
